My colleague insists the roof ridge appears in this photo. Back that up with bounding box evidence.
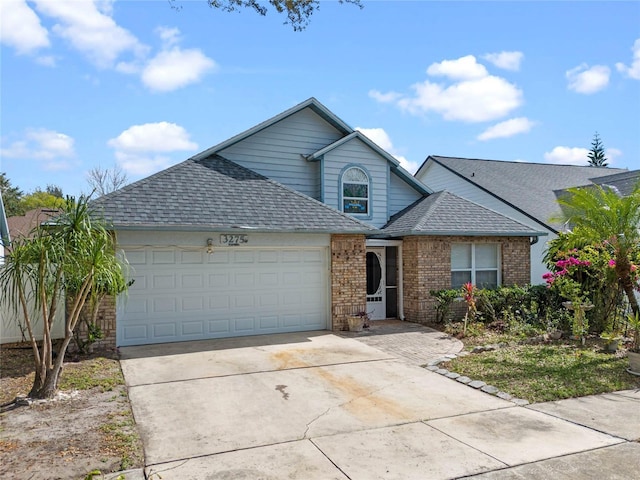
[433,155,628,170]
[415,191,445,230]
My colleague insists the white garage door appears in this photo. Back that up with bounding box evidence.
[117,247,329,346]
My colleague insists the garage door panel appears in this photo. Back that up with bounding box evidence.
[234,317,255,332]
[181,274,203,288]
[282,251,301,263]
[127,250,147,265]
[182,321,204,335]
[209,319,231,334]
[152,250,175,264]
[118,247,328,346]
[153,322,177,338]
[234,272,254,287]
[153,297,176,313]
[182,297,204,311]
[258,250,278,262]
[259,316,279,329]
[208,251,230,264]
[122,325,148,343]
[153,274,175,289]
[210,296,231,310]
[234,251,254,263]
[180,251,204,264]
[209,273,229,288]
[234,295,255,308]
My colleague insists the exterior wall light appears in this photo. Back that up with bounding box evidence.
[206,238,214,254]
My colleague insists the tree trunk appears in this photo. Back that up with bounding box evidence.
[617,258,639,317]
[29,366,61,399]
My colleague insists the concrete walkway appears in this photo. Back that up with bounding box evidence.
[119,326,640,479]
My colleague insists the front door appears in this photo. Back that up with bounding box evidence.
[366,248,386,320]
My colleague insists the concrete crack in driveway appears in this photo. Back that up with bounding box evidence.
[303,405,334,439]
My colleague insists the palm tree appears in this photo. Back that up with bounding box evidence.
[0,196,128,399]
[555,182,640,317]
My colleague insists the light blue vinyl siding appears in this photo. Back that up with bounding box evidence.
[219,109,342,200]
[323,137,389,228]
[389,172,423,217]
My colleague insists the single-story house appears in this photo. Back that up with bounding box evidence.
[93,98,544,347]
[415,156,630,284]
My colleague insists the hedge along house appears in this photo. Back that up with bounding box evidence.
[93,98,544,347]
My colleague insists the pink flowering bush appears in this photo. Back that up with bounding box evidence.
[544,235,630,334]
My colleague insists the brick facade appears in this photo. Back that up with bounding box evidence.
[330,234,367,331]
[71,295,117,351]
[402,235,531,324]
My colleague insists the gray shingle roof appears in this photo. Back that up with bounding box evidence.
[424,156,628,232]
[382,191,544,237]
[589,169,640,197]
[92,155,375,233]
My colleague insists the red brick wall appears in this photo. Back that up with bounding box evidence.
[403,236,531,324]
[330,234,367,331]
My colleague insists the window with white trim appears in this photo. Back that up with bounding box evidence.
[341,167,369,215]
[451,243,500,289]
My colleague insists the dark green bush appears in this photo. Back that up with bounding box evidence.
[430,284,572,334]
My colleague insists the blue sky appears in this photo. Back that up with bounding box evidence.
[1,0,639,198]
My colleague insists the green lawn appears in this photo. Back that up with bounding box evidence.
[444,343,640,403]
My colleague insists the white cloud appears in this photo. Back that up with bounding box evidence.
[33,0,147,69]
[426,55,488,80]
[35,55,57,67]
[482,51,524,71]
[0,0,50,54]
[371,55,523,123]
[368,90,402,104]
[141,47,216,92]
[1,128,76,170]
[606,148,622,162]
[156,26,181,47]
[356,127,393,151]
[566,64,610,94]
[113,152,175,177]
[477,117,535,141]
[616,38,640,80]
[108,122,198,176]
[401,75,523,122]
[543,146,590,166]
[356,127,419,173]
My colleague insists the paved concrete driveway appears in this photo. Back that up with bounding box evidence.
[120,331,638,479]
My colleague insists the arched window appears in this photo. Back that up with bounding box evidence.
[341,167,369,215]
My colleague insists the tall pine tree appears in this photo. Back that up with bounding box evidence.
[587,132,608,167]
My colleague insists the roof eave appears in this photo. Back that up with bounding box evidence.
[381,229,547,237]
[108,223,377,235]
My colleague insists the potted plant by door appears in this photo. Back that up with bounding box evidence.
[626,312,640,375]
[347,311,371,332]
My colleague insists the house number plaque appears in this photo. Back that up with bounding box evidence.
[220,234,248,246]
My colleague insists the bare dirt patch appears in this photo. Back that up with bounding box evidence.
[0,343,143,480]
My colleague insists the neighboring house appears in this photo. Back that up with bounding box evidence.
[415,156,629,284]
[1,207,65,344]
[93,98,543,347]
[6,207,62,239]
[585,169,640,197]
